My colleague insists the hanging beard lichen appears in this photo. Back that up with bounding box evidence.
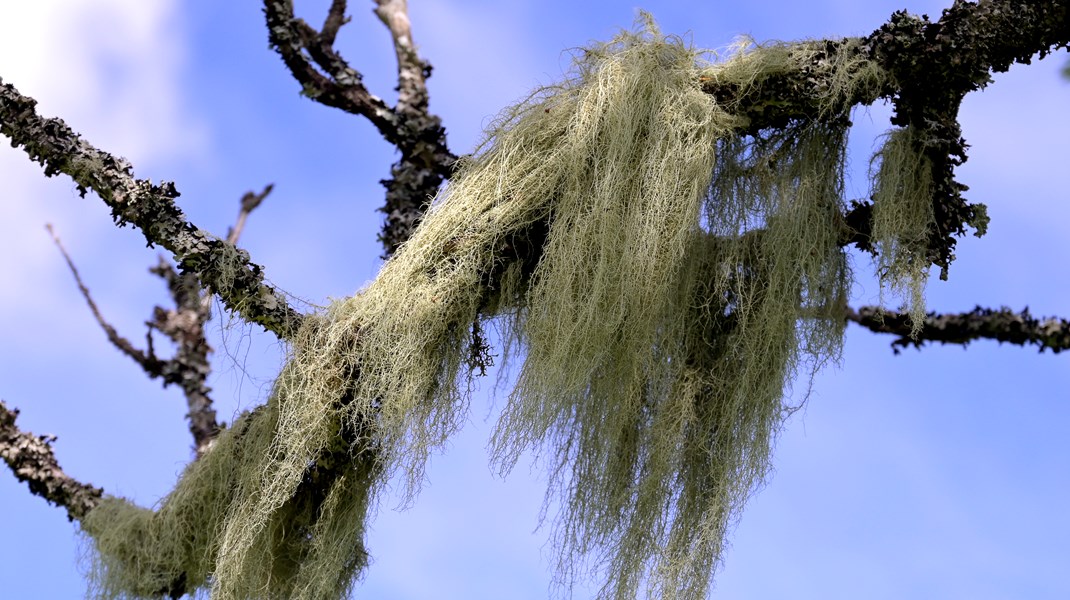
[870,125,936,336]
[77,15,942,600]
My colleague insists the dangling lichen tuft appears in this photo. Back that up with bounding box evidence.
[487,20,870,600]
[870,125,936,336]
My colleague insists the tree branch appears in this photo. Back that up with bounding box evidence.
[264,0,401,140]
[46,183,270,457]
[226,184,273,245]
[320,0,350,46]
[46,224,165,373]
[371,0,453,257]
[702,0,1068,279]
[0,400,102,521]
[3,0,1066,586]
[146,258,220,456]
[48,223,222,456]
[264,0,455,258]
[0,79,304,339]
[847,305,1070,354]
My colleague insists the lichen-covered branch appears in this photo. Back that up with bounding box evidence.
[847,305,1070,353]
[146,258,220,456]
[0,400,102,521]
[868,0,1066,278]
[263,0,401,141]
[2,2,1068,597]
[264,0,455,257]
[702,0,1067,279]
[371,0,454,257]
[0,79,304,339]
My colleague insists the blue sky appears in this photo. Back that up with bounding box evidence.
[0,1,1067,598]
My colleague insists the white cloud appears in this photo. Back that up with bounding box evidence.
[0,0,207,164]
[0,0,208,319]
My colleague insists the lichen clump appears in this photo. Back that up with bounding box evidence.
[80,16,936,600]
[870,125,936,334]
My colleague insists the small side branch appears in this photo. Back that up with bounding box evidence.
[847,305,1070,353]
[263,0,403,144]
[148,258,220,456]
[0,400,103,521]
[47,223,220,455]
[46,224,165,373]
[374,0,428,116]
[263,0,455,258]
[372,0,454,257]
[0,79,303,339]
[227,184,274,245]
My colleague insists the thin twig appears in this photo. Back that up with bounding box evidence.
[320,0,349,46]
[226,184,274,245]
[374,0,428,114]
[846,305,1070,353]
[46,223,163,371]
[370,0,453,257]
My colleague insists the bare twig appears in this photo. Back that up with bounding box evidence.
[0,400,102,521]
[371,0,452,258]
[46,224,164,373]
[226,183,274,245]
[46,182,273,457]
[847,305,1070,354]
[374,0,427,115]
[320,0,349,46]
[47,223,220,455]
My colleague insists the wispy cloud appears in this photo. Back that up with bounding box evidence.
[0,0,208,319]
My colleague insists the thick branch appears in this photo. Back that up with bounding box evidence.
[699,1,1068,134]
[868,1,1067,277]
[0,79,304,339]
[0,400,102,521]
[847,305,1070,353]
